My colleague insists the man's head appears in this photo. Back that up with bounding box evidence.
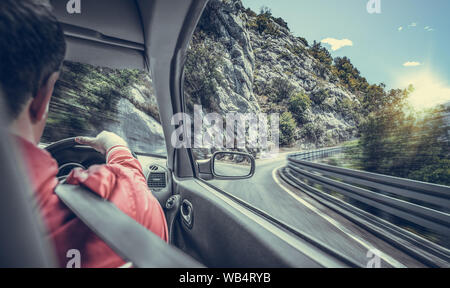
[0,0,66,144]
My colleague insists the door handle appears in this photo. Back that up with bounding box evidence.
[181,199,194,229]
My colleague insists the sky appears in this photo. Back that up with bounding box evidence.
[241,0,450,109]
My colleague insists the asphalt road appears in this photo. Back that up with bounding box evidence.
[210,153,424,267]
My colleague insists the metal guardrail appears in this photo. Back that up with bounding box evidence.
[289,146,344,160]
[280,146,450,267]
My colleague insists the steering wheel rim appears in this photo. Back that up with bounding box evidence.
[45,137,106,178]
[45,136,138,164]
[45,137,85,155]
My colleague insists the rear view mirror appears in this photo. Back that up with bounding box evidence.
[197,152,255,180]
[212,152,255,179]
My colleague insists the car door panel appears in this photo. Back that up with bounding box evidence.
[171,178,349,268]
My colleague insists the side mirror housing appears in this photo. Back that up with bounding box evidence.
[197,152,255,181]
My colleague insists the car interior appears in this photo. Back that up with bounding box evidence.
[0,0,360,268]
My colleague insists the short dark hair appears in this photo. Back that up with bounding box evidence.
[0,0,66,119]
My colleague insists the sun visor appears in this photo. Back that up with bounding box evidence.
[50,0,147,70]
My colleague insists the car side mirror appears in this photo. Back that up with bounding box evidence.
[197,152,255,180]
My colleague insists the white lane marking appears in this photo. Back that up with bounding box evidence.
[272,166,406,268]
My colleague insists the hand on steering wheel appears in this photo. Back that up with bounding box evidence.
[75,131,129,155]
[45,132,132,180]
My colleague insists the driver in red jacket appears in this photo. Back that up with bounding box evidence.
[0,0,168,267]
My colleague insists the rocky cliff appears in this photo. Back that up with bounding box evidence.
[43,62,166,155]
[185,0,360,149]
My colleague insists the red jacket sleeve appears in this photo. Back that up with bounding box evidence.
[65,148,168,242]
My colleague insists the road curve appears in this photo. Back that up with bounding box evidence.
[210,154,424,267]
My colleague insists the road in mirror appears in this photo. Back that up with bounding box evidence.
[213,152,252,178]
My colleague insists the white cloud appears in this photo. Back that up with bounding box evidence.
[408,22,417,28]
[320,38,353,51]
[398,26,403,31]
[403,61,421,67]
[424,26,434,32]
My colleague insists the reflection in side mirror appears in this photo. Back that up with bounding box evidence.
[212,152,255,180]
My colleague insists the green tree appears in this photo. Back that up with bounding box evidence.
[297,36,309,47]
[279,112,297,146]
[309,41,333,67]
[269,77,296,102]
[184,33,224,113]
[355,86,450,185]
[333,56,369,94]
[288,92,312,124]
[255,13,280,36]
[311,88,329,105]
[358,87,413,175]
[407,105,450,185]
[301,122,325,143]
[337,97,358,121]
[273,17,289,30]
[259,6,272,16]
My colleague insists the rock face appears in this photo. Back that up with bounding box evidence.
[43,62,165,155]
[107,98,166,155]
[195,0,259,113]
[186,0,360,148]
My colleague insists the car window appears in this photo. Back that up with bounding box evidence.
[43,61,167,157]
[184,0,450,250]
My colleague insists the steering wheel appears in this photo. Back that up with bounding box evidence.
[45,137,106,180]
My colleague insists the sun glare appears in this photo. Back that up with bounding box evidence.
[396,70,450,110]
